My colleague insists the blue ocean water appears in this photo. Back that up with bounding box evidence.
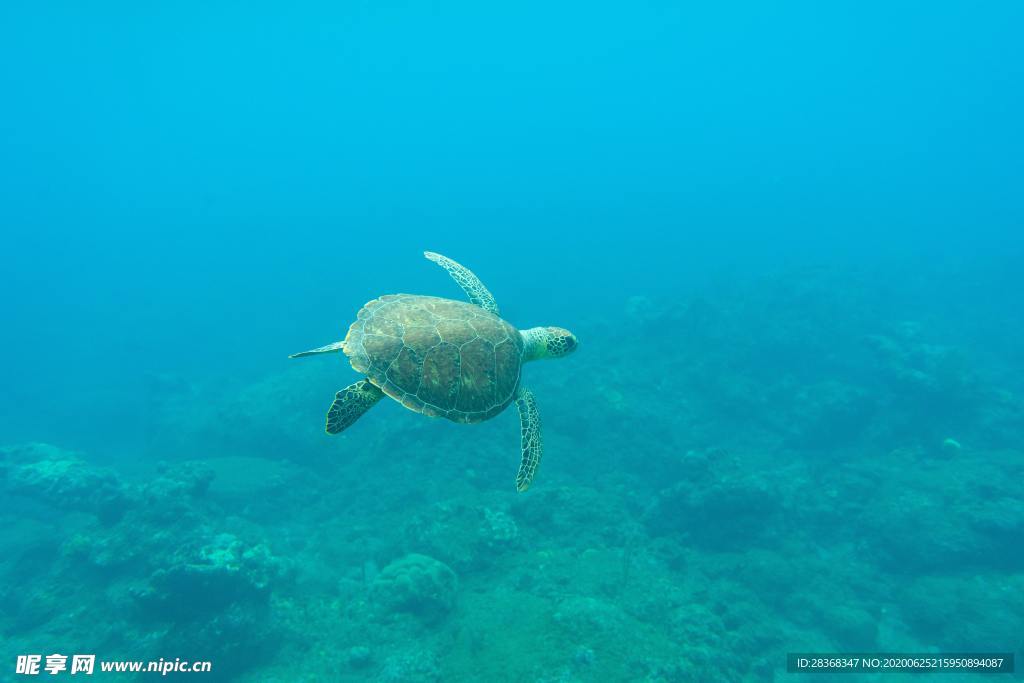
[1,1,1022,680]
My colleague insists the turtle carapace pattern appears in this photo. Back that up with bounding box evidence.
[345,294,522,423]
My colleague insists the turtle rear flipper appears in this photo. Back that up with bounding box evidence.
[326,379,383,434]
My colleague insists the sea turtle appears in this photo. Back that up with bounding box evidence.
[290,251,578,491]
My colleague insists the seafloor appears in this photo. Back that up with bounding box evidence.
[2,266,1022,682]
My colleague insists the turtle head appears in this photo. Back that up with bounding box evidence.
[522,326,579,361]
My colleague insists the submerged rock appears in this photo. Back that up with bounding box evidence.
[644,472,780,548]
[347,645,372,669]
[481,507,519,546]
[404,502,519,572]
[379,648,441,683]
[1,443,130,523]
[151,460,215,497]
[553,596,627,639]
[135,532,286,619]
[786,380,875,448]
[371,553,457,622]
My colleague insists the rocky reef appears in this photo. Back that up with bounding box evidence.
[1,444,288,677]
[2,266,1022,681]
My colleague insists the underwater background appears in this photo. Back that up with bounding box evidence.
[1,1,1023,681]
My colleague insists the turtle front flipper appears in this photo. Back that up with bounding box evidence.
[326,379,383,434]
[514,387,543,492]
[423,251,499,314]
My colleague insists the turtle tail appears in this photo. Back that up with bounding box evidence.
[289,341,346,358]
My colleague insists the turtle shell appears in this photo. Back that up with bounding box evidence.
[343,294,524,423]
